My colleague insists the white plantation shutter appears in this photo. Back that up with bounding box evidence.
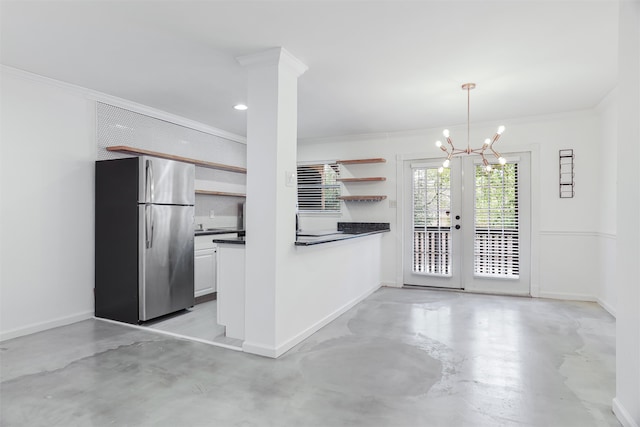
[297,162,341,213]
[473,162,520,278]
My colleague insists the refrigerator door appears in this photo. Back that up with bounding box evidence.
[138,156,195,205]
[139,204,195,321]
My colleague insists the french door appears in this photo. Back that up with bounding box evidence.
[403,153,530,295]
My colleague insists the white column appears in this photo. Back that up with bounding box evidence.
[613,1,640,425]
[237,48,308,357]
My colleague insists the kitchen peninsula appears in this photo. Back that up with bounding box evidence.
[213,222,390,350]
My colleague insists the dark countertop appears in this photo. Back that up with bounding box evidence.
[195,228,244,237]
[212,222,390,247]
[294,228,389,246]
[212,236,246,245]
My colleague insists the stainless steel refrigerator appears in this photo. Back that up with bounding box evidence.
[95,156,195,324]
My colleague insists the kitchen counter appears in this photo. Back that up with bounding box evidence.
[296,222,390,246]
[195,227,244,237]
[215,222,387,352]
[212,236,246,244]
[211,223,390,246]
[294,229,388,246]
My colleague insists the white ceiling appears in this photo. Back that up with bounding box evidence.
[0,1,619,140]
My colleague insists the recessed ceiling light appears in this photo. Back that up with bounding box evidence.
[234,104,248,111]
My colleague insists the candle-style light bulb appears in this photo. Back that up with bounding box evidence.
[435,140,442,148]
[443,159,450,168]
[497,125,505,135]
[443,129,450,138]
[486,164,492,172]
[498,157,507,165]
[438,166,444,174]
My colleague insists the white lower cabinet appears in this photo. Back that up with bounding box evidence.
[194,247,216,297]
[194,235,217,298]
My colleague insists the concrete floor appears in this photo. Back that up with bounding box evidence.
[0,288,618,426]
[142,300,243,348]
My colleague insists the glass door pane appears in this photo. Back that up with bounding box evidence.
[462,154,531,295]
[474,163,520,278]
[403,159,461,288]
[412,166,452,275]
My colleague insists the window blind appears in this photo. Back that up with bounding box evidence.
[474,163,520,278]
[412,166,452,275]
[297,162,341,213]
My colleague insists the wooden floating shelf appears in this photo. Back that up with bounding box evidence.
[106,146,247,174]
[337,177,386,183]
[337,158,386,165]
[338,195,387,202]
[195,190,246,198]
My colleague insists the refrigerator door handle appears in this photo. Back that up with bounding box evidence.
[149,160,155,204]
[145,159,150,202]
[145,205,152,249]
[145,159,155,204]
[150,205,155,248]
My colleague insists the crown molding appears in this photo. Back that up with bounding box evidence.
[237,47,308,77]
[1,65,246,144]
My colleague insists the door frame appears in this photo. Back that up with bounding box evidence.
[395,146,541,297]
[402,157,463,289]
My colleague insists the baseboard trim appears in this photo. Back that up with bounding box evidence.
[537,291,596,302]
[94,317,243,352]
[195,292,217,304]
[243,284,381,359]
[381,282,402,288]
[613,398,639,427]
[597,298,616,318]
[275,284,381,357]
[0,310,94,342]
[241,341,278,358]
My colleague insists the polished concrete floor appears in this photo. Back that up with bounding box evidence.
[0,288,618,426]
[142,300,243,348]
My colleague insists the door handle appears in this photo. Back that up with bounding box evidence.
[145,205,152,248]
[145,160,151,202]
[149,205,154,248]
[148,160,155,204]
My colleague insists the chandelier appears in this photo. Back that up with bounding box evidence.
[435,83,506,173]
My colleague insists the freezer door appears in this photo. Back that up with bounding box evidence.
[138,156,194,205]
[139,204,195,321]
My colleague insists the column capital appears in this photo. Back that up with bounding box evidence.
[236,47,308,77]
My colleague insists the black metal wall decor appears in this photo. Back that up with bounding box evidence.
[559,149,575,198]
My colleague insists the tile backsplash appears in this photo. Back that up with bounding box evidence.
[195,195,244,229]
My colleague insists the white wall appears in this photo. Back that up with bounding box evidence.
[299,110,604,300]
[243,235,383,357]
[596,88,618,316]
[613,1,640,425]
[0,67,247,341]
[1,68,96,340]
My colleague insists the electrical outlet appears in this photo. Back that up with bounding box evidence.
[209,209,215,219]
